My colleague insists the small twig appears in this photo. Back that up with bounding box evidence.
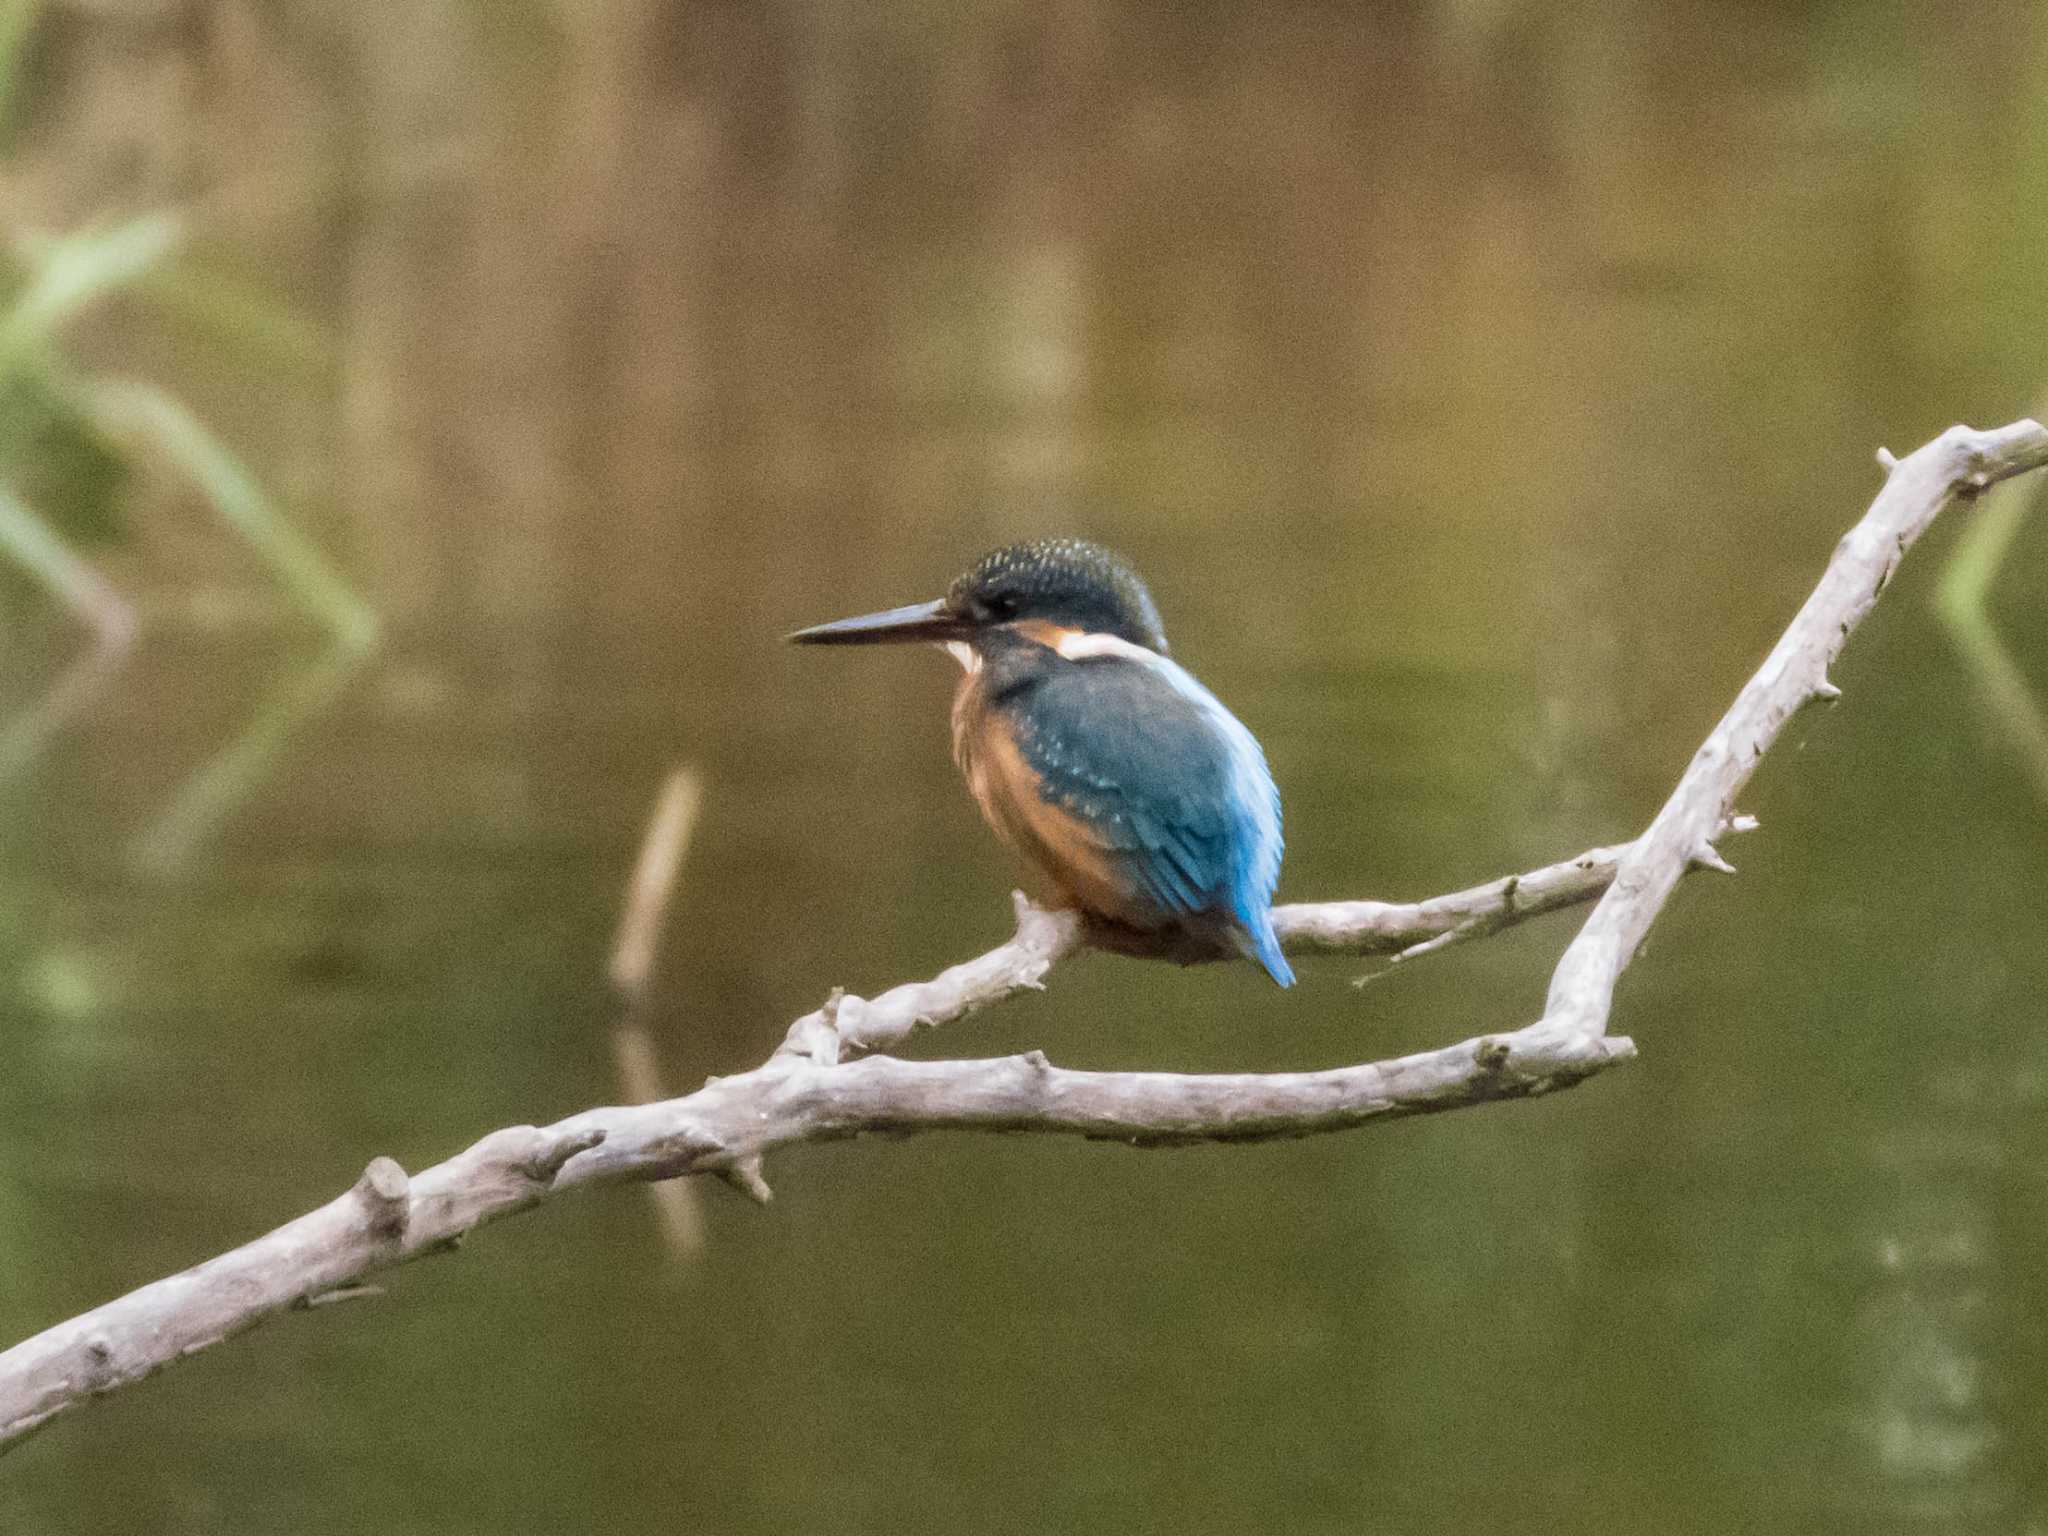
[1346,814,1758,982]
[300,1286,385,1310]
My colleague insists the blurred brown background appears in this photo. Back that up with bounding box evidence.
[2,3,2046,1531]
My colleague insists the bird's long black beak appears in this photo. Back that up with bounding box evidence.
[786,598,971,646]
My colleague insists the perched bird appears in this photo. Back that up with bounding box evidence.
[789,538,1292,986]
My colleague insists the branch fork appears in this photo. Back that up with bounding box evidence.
[2,419,2044,1452]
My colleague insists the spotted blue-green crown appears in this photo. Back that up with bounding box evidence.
[947,538,1169,653]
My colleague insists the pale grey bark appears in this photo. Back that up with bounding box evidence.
[1,420,2042,1452]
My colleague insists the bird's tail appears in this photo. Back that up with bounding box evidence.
[1237,905,1294,988]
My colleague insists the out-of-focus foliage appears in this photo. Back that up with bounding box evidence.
[0,212,189,552]
[0,359,126,548]
[0,4,372,861]
[0,30,362,634]
[0,24,176,603]
[0,0,43,148]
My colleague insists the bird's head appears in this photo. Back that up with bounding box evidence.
[788,538,1169,657]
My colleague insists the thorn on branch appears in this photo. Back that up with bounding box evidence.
[661,1124,729,1165]
[1010,890,1061,958]
[719,1155,773,1206]
[810,988,850,1066]
[1387,927,1466,965]
[1876,446,1898,473]
[354,1156,411,1239]
[1812,676,1842,703]
[1961,446,1999,494]
[1688,843,1738,876]
[525,1127,607,1184]
[300,1285,386,1309]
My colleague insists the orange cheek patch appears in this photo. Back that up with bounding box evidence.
[1010,618,1082,651]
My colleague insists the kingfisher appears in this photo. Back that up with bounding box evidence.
[789,538,1292,986]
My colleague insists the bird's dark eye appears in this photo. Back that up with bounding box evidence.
[984,591,1021,619]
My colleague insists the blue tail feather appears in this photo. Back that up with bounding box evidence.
[1240,905,1294,988]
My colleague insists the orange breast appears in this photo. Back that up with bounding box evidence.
[951,675,1157,929]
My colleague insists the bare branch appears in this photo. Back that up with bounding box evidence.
[2,419,2042,1454]
[1541,419,2048,1039]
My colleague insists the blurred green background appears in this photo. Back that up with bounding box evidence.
[2,1,2047,1531]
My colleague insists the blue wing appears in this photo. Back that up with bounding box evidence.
[998,651,1291,985]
